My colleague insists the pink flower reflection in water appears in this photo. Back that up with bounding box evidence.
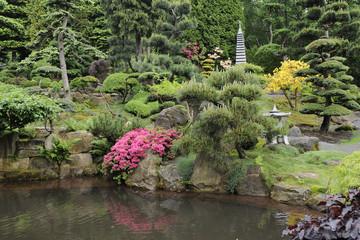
[105,201,178,234]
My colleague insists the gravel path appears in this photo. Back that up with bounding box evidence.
[319,141,360,154]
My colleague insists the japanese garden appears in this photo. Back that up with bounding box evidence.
[1,0,360,239]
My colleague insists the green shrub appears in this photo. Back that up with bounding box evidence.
[102,73,129,92]
[89,113,128,144]
[150,113,160,121]
[160,101,175,109]
[90,138,111,160]
[176,153,196,181]
[40,78,52,88]
[56,98,76,111]
[50,80,62,93]
[148,101,161,114]
[125,100,152,117]
[0,76,12,83]
[64,118,89,132]
[69,76,98,90]
[0,84,60,132]
[274,145,300,157]
[329,151,360,195]
[226,162,247,193]
[138,72,156,85]
[310,185,327,194]
[20,80,37,88]
[132,91,150,102]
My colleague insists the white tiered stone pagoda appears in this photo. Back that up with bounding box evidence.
[235,21,246,64]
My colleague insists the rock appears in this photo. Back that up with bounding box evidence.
[291,172,319,179]
[68,153,93,168]
[190,152,227,193]
[271,182,310,205]
[125,151,160,190]
[288,136,320,151]
[236,165,269,197]
[158,165,185,192]
[16,139,45,150]
[64,130,94,154]
[90,96,105,105]
[105,94,114,104]
[33,127,67,139]
[0,132,19,158]
[331,113,357,125]
[17,149,41,158]
[0,158,29,171]
[59,164,71,179]
[289,126,302,137]
[307,194,327,212]
[72,92,84,103]
[324,160,341,165]
[29,157,55,170]
[154,106,189,130]
[45,133,55,149]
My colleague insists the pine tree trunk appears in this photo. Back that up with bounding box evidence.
[320,115,331,134]
[282,90,294,109]
[135,35,142,62]
[58,16,71,100]
[235,142,246,159]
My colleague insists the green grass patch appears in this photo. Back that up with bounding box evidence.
[246,146,348,193]
[339,134,360,144]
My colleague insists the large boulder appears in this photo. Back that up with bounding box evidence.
[271,182,310,205]
[288,136,320,151]
[125,151,160,190]
[64,130,94,154]
[236,165,269,197]
[158,165,185,192]
[154,106,189,130]
[190,152,227,193]
[331,112,357,125]
[72,92,84,103]
[307,194,327,212]
[68,153,93,168]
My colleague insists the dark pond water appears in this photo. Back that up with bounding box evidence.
[0,178,319,240]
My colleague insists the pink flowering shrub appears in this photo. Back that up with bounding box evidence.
[102,128,180,184]
[182,42,200,59]
[208,47,223,59]
[220,58,233,70]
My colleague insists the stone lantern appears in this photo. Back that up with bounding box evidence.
[263,104,291,145]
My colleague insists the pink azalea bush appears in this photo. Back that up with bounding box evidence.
[102,128,180,184]
[182,42,200,59]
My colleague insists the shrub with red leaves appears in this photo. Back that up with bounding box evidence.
[283,189,360,240]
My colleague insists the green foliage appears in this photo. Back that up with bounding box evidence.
[89,113,129,145]
[40,78,51,88]
[274,145,300,157]
[20,80,37,88]
[64,118,89,132]
[125,100,152,118]
[329,151,360,195]
[0,83,60,132]
[150,78,181,102]
[90,138,111,158]
[69,76,99,91]
[50,80,62,93]
[176,153,196,181]
[254,44,283,74]
[102,73,129,93]
[56,98,76,111]
[160,101,175,109]
[226,162,247,194]
[310,185,327,194]
[36,135,81,168]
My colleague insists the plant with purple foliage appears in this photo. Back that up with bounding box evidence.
[283,189,360,240]
[102,128,180,184]
[88,59,112,83]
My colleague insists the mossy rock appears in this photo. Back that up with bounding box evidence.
[0,170,59,182]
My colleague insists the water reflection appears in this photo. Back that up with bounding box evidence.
[0,178,319,240]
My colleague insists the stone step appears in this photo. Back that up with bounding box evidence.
[16,139,45,150]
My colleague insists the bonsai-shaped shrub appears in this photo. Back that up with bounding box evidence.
[102,73,129,93]
[69,76,99,92]
[102,128,180,184]
[150,78,181,103]
[283,189,360,240]
[295,38,360,133]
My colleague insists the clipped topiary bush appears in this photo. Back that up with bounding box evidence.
[125,100,152,117]
[102,73,129,92]
[21,80,37,88]
[40,78,52,88]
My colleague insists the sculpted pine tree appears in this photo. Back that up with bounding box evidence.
[100,0,155,62]
[0,0,27,61]
[295,38,360,134]
[150,0,196,54]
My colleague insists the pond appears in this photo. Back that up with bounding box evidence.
[0,178,319,240]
